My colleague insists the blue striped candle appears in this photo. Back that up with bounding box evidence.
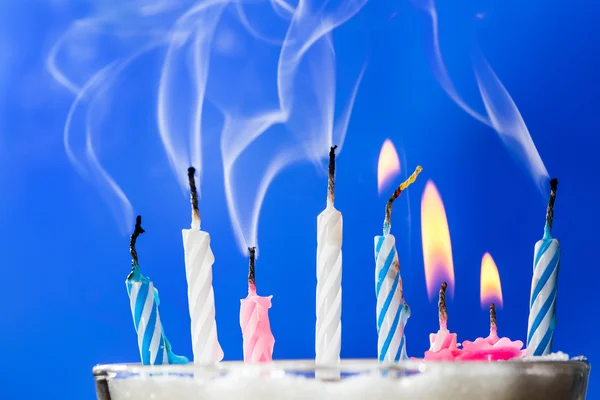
[126,216,188,365]
[527,178,560,356]
[374,166,421,363]
[374,233,407,362]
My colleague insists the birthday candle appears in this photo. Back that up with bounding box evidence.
[240,247,275,363]
[182,167,224,364]
[423,282,462,360]
[316,146,342,366]
[527,178,561,356]
[126,216,188,365]
[374,165,422,362]
[460,304,525,361]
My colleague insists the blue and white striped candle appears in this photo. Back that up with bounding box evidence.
[527,178,561,356]
[374,166,422,363]
[126,216,188,365]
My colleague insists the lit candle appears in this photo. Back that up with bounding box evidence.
[460,304,525,361]
[316,145,342,366]
[423,282,462,360]
[527,178,560,356]
[182,167,224,364]
[374,165,422,362]
[126,216,188,365]
[240,247,275,363]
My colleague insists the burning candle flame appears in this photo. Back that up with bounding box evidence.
[421,180,455,301]
[480,252,503,309]
[377,139,401,195]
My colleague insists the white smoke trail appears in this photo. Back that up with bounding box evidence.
[216,0,367,253]
[410,0,549,193]
[49,0,367,247]
[157,0,230,190]
[48,1,222,232]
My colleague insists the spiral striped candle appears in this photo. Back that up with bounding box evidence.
[240,247,275,363]
[183,167,223,364]
[374,166,422,363]
[126,276,168,365]
[127,216,188,365]
[316,146,342,365]
[527,178,561,356]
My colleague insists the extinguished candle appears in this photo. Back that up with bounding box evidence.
[527,178,561,356]
[423,282,462,360]
[240,247,275,363]
[374,165,422,362]
[316,145,342,366]
[182,167,223,364]
[126,216,188,365]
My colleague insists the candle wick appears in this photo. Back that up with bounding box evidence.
[248,246,256,287]
[383,165,423,235]
[438,282,448,330]
[544,178,558,236]
[490,303,497,334]
[327,145,338,205]
[129,215,145,268]
[188,167,201,229]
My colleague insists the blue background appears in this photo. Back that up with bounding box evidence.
[0,0,598,398]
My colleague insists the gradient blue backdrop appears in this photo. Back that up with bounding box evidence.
[0,0,598,398]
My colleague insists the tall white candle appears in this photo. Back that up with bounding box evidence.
[183,167,223,364]
[316,146,342,365]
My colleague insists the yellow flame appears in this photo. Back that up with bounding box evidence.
[480,252,503,309]
[421,180,455,301]
[377,139,400,195]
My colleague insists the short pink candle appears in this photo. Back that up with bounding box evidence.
[459,303,525,361]
[423,282,463,360]
[240,247,275,363]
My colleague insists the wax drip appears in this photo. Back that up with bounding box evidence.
[188,167,200,225]
[490,303,497,334]
[383,165,423,235]
[128,216,145,279]
[248,247,256,287]
[438,282,448,330]
[545,178,558,232]
[327,145,338,205]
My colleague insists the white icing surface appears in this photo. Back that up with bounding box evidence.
[106,355,588,400]
[522,351,570,361]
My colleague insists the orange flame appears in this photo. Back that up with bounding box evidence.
[421,180,455,301]
[480,252,503,309]
[377,139,401,195]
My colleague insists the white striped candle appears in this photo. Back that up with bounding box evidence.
[316,146,342,366]
[183,167,223,364]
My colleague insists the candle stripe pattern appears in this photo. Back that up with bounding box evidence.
[316,205,342,365]
[182,230,224,364]
[374,234,408,362]
[126,279,168,365]
[240,286,275,363]
[527,228,561,356]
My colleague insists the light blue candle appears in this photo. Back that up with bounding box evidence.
[126,216,188,365]
[374,166,422,363]
[527,179,560,356]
